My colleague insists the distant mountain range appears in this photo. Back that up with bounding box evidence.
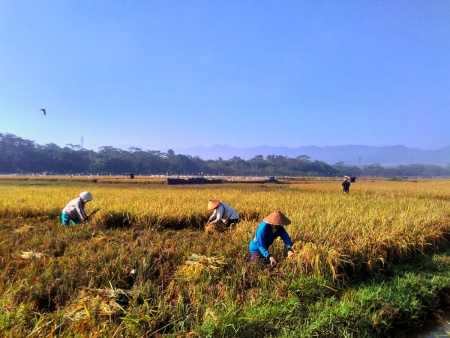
[172,145,450,167]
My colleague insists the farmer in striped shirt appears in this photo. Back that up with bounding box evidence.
[206,199,240,232]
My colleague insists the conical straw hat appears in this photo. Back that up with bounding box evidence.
[263,210,291,226]
[207,199,221,210]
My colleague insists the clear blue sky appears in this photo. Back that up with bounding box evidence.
[1,1,449,152]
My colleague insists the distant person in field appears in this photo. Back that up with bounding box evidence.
[61,191,93,226]
[206,199,240,232]
[249,210,294,266]
[342,176,351,193]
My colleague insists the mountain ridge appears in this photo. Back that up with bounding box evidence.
[172,144,450,167]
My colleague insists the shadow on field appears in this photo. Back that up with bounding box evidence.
[241,211,265,223]
[102,212,133,229]
[97,210,264,230]
[100,212,208,230]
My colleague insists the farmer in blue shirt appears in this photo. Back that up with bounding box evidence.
[249,210,294,266]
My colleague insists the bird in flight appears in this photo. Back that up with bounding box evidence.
[40,108,46,116]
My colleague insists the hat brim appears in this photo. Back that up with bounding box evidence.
[207,200,221,210]
[263,210,291,226]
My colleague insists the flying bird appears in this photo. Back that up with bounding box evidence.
[40,108,46,116]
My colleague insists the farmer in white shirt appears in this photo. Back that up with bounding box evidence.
[206,199,239,232]
[61,191,93,226]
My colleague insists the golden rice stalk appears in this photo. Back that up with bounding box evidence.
[293,243,350,280]
[203,307,221,327]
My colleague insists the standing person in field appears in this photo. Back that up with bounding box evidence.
[249,210,294,266]
[342,176,351,193]
[206,199,240,232]
[61,191,93,226]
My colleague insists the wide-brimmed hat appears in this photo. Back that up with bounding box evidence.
[263,210,291,226]
[207,199,221,210]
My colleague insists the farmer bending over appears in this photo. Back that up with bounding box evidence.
[249,210,294,266]
[206,199,239,231]
[61,191,93,226]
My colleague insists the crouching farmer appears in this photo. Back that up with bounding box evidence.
[206,199,240,232]
[249,210,294,266]
[61,191,93,226]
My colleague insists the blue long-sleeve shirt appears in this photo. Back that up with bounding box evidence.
[249,221,292,258]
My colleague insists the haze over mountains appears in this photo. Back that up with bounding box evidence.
[172,145,450,167]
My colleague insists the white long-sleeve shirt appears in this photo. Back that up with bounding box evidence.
[208,202,239,224]
[62,197,88,221]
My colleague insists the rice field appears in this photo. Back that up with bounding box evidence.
[1,177,450,337]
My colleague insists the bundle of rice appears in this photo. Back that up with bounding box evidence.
[13,225,34,234]
[175,253,227,281]
[19,250,46,259]
[91,231,114,244]
[64,284,130,322]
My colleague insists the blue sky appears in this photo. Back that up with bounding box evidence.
[1,1,449,152]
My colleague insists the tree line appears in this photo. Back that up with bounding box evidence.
[1,133,449,178]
